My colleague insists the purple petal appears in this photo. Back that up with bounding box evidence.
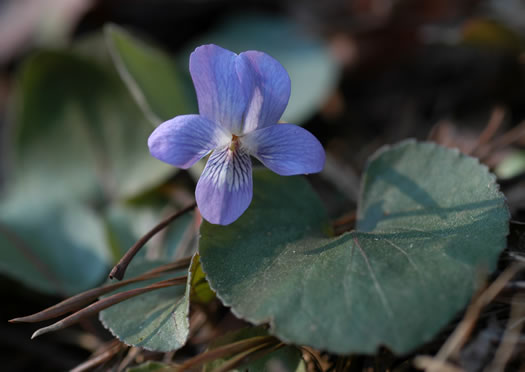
[196,146,253,225]
[237,51,291,133]
[148,115,230,169]
[241,124,325,176]
[190,44,252,134]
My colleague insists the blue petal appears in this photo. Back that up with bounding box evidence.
[148,115,230,169]
[196,146,253,225]
[241,124,325,175]
[237,51,291,133]
[190,44,252,135]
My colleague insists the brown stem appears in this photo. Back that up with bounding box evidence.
[333,211,357,235]
[423,263,525,372]
[176,335,277,371]
[10,256,191,324]
[31,275,187,339]
[70,340,124,372]
[109,202,196,280]
[211,342,284,372]
[470,106,505,156]
[478,120,525,161]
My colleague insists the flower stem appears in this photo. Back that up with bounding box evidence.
[109,202,196,280]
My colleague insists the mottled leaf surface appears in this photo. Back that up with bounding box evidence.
[99,257,191,352]
[199,141,509,354]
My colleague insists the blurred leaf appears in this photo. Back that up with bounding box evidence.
[0,47,175,294]
[10,49,174,201]
[185,13,340,124]
[99,257,191,352]
[105,24,196,124]
[0,52,111,295]
[163,210,195,259]
[495,150,525,179]
[487,0,525,35]
[0,201,108,295]
[190,253,215,305]
[203,327,306,372]
[199,141,509,354]
[104,203,194,262]
[462,18,525,52]
[10,52,103,202]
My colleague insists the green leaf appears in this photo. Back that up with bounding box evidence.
[99,256,194,352]
[190,253,215,305]
[185,13,340,124]
[0,47,175,295]
[0,53,110,295]
[199,141,509,354]
[9,52,103,203]
[104,24,196,124]
[203,327,306,372]
[0,202,108,295]
[10,50,173,201]
[495,150,525,179]
[462,18,525,52]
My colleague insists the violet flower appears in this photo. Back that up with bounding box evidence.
[148,44,325,225]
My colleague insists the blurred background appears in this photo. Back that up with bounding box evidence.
[1,0,525,371]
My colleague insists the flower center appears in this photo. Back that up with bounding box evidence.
[229,134,240,152]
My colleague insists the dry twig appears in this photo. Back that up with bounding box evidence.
[416,263,525,372]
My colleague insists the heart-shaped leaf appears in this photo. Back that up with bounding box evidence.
[99,256,192,352]
[199,141,509,354]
